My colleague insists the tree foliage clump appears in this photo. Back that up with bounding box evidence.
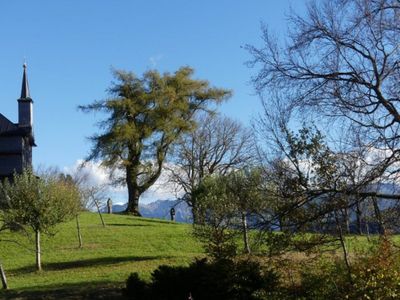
[193,169,266,258]
[0,169,80,271]
[192,175,239,259]
[80,67,231,215]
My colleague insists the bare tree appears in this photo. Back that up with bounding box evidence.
[60,166,112,248]
[68,167,109,228]
[167,114,255,221]
[247,0,400,241]
[247,0,400,181]
[82,185,108,227]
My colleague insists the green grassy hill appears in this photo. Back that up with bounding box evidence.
[0,212,203,299]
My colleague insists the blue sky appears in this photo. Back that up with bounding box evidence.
[0,1,306,178]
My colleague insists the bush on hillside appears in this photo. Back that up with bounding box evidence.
[347,238,400,299]
[294,237,400,300]
[126,273,150,299]
[297,258,350,299]
[126,258,280,300]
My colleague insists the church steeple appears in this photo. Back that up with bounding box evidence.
[20,63,31,99]
[18,63,33,128]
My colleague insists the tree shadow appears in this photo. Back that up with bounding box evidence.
[10,255,172,274]
[135,218,183,226]
[0,280,128,300]
[107,223,150,227]
[113,213,187,226]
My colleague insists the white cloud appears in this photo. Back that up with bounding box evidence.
[64,160,108,186]
[63,159,181,205]
[63,160,127,204]
[141,164,183,202]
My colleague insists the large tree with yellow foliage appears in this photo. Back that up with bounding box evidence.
[80,67,231,215]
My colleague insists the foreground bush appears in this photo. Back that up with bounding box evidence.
[297,238,400,300]
[348,238,400,300]
[126,258,280,300]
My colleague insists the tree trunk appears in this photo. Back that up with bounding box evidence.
[94,199,106,227]
[356,201,363,235]
[342,208,350,234]
[76,215,83,248]
[241,212,251,254]
[278,216,284,232]
[334,210,352,284]
[0,264,8,289]
[191,201,200,224]
[126,191,141,216]
[366,220,371,242]
[125,167,142,216]
[372,197,386,235]
[35,230,42,271]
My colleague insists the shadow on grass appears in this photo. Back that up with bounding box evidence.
[0,280,129,300]
[11,255,173,274]
[134,217,185,226]
[107,223,150,227]
[110,214,183,225]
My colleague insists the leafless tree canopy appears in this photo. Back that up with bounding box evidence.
[248,0,399,150]
[168,114,255,208]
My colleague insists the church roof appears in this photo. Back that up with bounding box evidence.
[0,113,17,135]
[0,113,34,144]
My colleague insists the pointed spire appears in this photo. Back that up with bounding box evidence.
[20,63,31,99]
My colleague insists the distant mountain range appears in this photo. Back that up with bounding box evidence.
[102,200,192,223]
[101,183,400,226]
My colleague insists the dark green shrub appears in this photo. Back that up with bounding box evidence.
[298,259,349,300]
[126,258,280,300]
[125,272,150,299]
[150,264,192,299]
[231,259,280,299]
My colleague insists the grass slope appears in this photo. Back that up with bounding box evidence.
[0,212,203,299]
